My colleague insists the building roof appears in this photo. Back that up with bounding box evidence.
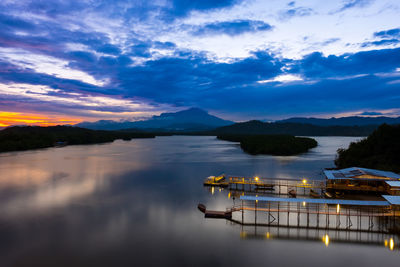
[382,195,400,205]
[323,167,400,181]
[385,181,400,188]
[240,195,390,206]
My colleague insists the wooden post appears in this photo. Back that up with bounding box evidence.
[278,202,280,225]
[241,200,244,224]
[268,202,271,225]
[326,205,330,229]
[255,200,257,224]
[297,202,300,227]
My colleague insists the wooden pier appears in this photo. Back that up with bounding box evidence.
[199,195,400,234]
[231,197,399,233]
[202,173,400,236]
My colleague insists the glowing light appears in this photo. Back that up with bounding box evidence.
[302,179,307,184]
[219,188,221,192]
[254,176,259,182]
[265,232,270,239]
[384,239,388,247]
[240,231,247,239]
[336,204,340,213]
[0,111,82,127]
[322,234,330,247]
[302,201,306,207]
[389,238,394,251]
[211,187,214,195]
[228,192,231,199]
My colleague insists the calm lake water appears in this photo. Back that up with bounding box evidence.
[0,136,399,266]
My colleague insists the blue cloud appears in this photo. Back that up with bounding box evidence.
[280,7,314,20]
[97,44,122,55]
[192,20,272,36]
[0,12,36,30]
[374,28,400,38]
[359,111,383,115]
[361,39,400,47]
[291,48,400,78]
[337,0,373,12]
[169,0,240,17]
[360,27,400,47]
[153,41,176,50]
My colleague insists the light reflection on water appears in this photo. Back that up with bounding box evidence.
[0,136,399,266]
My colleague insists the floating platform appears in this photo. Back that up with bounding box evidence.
[198,203,232,219]
[204,169,400,196]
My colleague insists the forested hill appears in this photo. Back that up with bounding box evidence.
[0,126,155,153]
[278,116,400,126]
[209,120,377,136]
[218,134,317,156]
[335,124,400,173]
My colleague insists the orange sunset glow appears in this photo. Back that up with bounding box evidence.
[0,111,82,127]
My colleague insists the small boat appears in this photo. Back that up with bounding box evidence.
[203,174,228,187]
[197,203,206,213]
[288,189,297,198]
[204,210,232,219]
[310,189,320,198]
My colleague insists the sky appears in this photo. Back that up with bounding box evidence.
[0,0,400,125]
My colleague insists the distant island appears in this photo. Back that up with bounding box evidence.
[218,134,318,156]
[278,116,400,126]
[0,126,155,153]
[335,124,400,173]
[208,120,376,136]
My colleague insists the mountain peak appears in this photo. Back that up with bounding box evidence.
[76,108,233,131]
[183,107,208,114]
[162,107,208,117]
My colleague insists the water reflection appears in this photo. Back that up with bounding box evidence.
[0,141,150,217]
[1,136,399,266]
[239,226,399,251]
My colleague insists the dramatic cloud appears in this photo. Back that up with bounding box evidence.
[192,20,272,36]
[0,0,400,124]
[291,48,400,78]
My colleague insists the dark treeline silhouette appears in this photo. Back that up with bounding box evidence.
[0,126,155,153]
[217,134,318,156]
[335,124,400,173]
